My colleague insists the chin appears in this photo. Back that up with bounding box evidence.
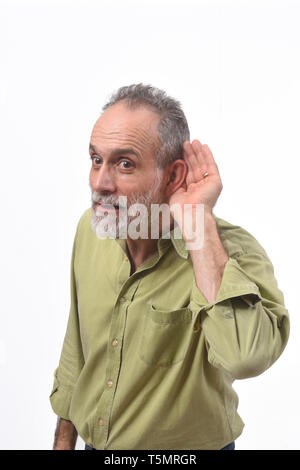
[91,214,125,240]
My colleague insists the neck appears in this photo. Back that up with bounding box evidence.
[125,216,175,273]
[125,237,158,273]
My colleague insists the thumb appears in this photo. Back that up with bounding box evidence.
[174,186,186,195]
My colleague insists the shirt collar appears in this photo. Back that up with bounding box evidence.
[158,224,189,260]
[163,211,219,260]
[169,229,189,259]
[113,231,188,260]
[113,212,219,261]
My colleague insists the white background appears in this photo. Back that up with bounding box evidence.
[0,0,299,450]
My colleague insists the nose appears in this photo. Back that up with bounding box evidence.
[91,163,117,193]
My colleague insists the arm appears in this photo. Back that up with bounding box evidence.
[188,208,229,303]
[49,220,85,438]
[53,417,78,450]
[170,140,290,379]
[189,241,290,379]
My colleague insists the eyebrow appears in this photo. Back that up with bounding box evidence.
[89,143,141,160]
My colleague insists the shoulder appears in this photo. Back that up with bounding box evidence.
[77,207,92,232]
[212,212,270,259]
[73,207,94,246]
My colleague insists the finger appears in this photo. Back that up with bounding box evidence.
[182,142,197,183]
[191,140,208,178]
[201,144,219,175]
[184,141,204,175]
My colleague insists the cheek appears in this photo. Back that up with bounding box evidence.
[115,175,141,192]
[89,169,95,187]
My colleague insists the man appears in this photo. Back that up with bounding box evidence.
[49,83,290,450]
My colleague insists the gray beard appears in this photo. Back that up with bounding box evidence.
[90,174,164,239]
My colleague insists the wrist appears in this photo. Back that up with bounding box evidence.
[53,446,75,450]
[180,204,215,249]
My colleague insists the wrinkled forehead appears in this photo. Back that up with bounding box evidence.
[90,102,160,156]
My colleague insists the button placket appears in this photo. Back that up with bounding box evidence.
[93,279,140,449]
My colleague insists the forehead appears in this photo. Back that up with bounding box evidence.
[90,102,160,155]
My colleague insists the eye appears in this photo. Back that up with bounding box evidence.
[91,156,101,166]
[119,160,133,169]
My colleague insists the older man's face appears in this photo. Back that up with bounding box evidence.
[89,101,166,238]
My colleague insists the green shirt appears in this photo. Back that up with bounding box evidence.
[49,208,289,450]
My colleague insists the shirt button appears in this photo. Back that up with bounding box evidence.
[107,380,113,387]
[124,257,129,262]
[112,338,118,347]
[98,418,104,426]
[120,297,126,303]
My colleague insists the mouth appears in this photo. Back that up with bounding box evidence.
[94,201,120,211]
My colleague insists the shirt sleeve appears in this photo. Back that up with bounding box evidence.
[189,252,290,380]
[49,221,85,419]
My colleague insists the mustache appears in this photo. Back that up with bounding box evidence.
[91,192,155,208]
[91,193,128,208]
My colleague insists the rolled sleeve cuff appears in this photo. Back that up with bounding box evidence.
[49,368,73,421]
[189,256,262,314]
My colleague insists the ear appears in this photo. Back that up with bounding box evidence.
[164,160,188,197]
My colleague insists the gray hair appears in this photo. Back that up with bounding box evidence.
[102,83,190,169]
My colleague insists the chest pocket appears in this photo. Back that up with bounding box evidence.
[139,304,194,367]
